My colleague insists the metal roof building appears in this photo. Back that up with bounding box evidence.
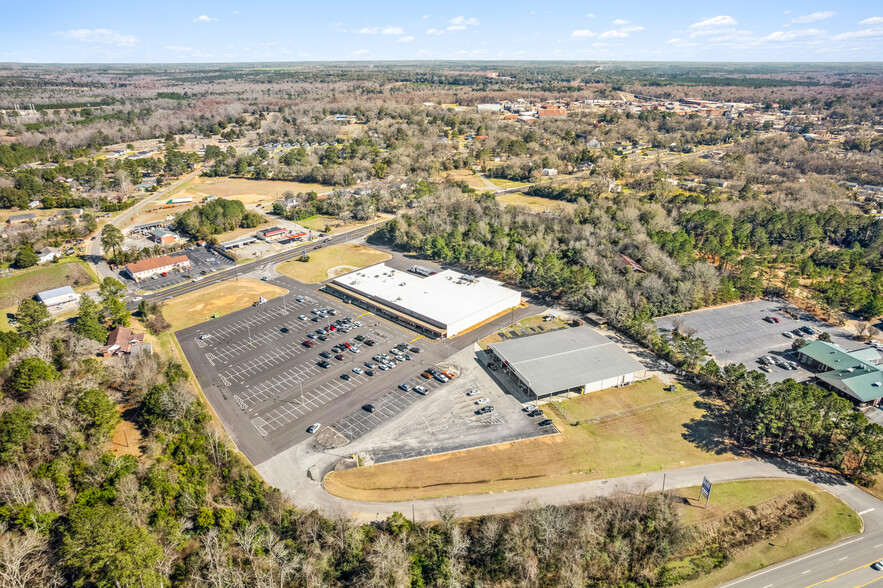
[327,263,520,338]
[487,326,647,400]
[36,286,80,309]
[797,340,883,404]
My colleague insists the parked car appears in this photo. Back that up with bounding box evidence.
[362,404,375,413]
[335,354,345,361]
[783,331,795,339]
[352,367,364,375]
[410,347,422,353]
[198,334,211,340]
[318,360,330,369]
[414,386,427,395]
[302,340,314,348]
[365,362,376,369]
[295,296,305,302]
[467,389,481,396]
[538,419,554,427]
[341,374,351,381]
[523,404,537,412]
[475,398,490,405]
[528,409,544,417]
[320,351,332,358]
[398,384,411,391]
[365,370,375,376]
[476,406,494,415]
[307,423,320,434]
[298,315,308,320]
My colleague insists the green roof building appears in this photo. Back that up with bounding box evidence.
[797,340,883,404]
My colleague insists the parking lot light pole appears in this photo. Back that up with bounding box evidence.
[299,377,304,406]
[247,324,253,347]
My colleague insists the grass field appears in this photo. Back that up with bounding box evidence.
[0,259,95,309]
[675,480,861,587]
[488,178,531,189]
[495,191,576,213]
[296,214,387,234]
[478,314,569,348]
[276,243,391,284]
[176,177,333,206]
[438,170,490,190]
[161,278,288,330]
[325,377,738,501]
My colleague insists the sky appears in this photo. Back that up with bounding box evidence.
[1,0,882,63]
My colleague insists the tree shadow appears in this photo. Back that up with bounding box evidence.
[681,399,744,457]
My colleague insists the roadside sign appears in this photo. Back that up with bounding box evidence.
[700,476,712,499]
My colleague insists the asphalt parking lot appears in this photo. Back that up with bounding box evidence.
[655,298,864,383]
[121,246,236,291]
[177,274,544,465]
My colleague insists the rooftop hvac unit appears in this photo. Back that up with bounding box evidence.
[874,382,882,387]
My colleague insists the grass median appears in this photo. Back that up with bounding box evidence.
[325,377,738,501]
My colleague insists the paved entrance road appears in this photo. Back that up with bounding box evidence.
[256,452,883,587]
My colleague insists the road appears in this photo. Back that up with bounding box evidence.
[85,168,203,280]
[136,220,385,307]
[254,450,883,586]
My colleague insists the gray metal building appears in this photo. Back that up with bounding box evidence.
[487,326,647,400]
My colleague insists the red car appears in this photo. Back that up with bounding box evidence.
[160,272,168,277]
[302,340,314,348]
[343,342,352,349]
[335,354,345,361]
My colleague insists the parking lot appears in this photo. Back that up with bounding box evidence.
[655,298,864,383]
[122,246,236,291]
[177,274,546,465]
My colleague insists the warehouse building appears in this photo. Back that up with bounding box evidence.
[149,229,177,244]
[220,235,257,250]
[124,254,191,282]
[36,286,80,309]
[327,263,520,338]
[797,340,883,406]
[487,326,647,401]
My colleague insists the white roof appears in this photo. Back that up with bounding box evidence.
[36,286,77,303]
[333,263,518,330]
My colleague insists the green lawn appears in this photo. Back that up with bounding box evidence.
[0,259,96,309]
[675,480,861,587]
[489,178,531,189]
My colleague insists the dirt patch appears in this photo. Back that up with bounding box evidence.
[110,405,143,458]
[327,265,358,279]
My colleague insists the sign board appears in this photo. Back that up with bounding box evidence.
[700,477,712,499]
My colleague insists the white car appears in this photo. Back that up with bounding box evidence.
[414,386,427,395]
[378,364,389,371]
[198,334,211,340]
[475,398,490,405]
[783,331,795,339]
[352,367,364,375]
[298,315,308,321]
[466,389,480,396]
[307,423,320,434]
[522,404,537,412]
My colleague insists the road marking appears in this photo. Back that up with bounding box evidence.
[801,570,811,574]
[839,556,848,561]
[719,537,865,587]
[410,335,424,343]
[357,311,371,318]
[860,508,876,515]
[876,544,883,548]
[856,576,883,588]
[803,555,883,587]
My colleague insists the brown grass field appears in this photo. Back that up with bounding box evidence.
[177,177,333,206]
[0,259,95,309]
[495,191,576,213]
[276,243,391,284]
[161,278,288,330]
[477,314,569,348]
[324,377,738,501]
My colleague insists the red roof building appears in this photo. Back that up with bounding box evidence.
[538,108,567,118]
[124,254,191,281]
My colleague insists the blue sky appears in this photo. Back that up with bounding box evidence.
[2,1,882,63]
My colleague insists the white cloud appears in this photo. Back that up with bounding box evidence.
[397,35,414,42]
[232,10,239,15]
[585,13,595,18]
[446,25,466,31]
[449,16,478,26]
[426,28,444,35]
[832,28,883,40]
[690,15,737,28]
[382,26,404,35]
[53,28,137,47]
[421,15,429,19]
[860,17,883,25]
[358,27,379,34]
[792,11,836,23]
[571,29,596,38]
[620,25,644,32]
[353,49,370,55]
[599,30,628,39]
[612,19,630,25]
[761,28,825,42]
[194,15,218,22]
[165,45,192,51]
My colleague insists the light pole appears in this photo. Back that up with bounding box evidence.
[247,324,253,347]
[299,377,305,406]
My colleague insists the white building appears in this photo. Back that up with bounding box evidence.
[328,263,521,338]
[36,286,80,309]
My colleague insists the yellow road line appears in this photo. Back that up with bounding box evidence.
[409,335,424,343]
[856,575,883,588]
[804,559,883,587]
[357,311,371,318]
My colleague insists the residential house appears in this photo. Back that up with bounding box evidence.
[37,247,61,264]
[100,326,150,357]
[7,212,36,225]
